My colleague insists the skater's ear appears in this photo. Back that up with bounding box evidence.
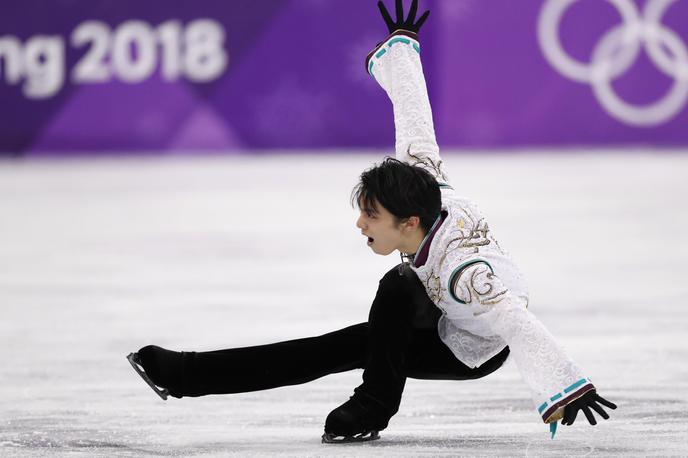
[398,215,421,232]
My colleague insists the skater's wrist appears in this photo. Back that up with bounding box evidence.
[365,30,420,76]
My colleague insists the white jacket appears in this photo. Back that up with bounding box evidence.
[366,30,595,427]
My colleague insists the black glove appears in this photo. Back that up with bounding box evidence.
[377,0,430,34]
[562,390,617,426]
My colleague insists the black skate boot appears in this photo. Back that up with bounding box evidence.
[127,345,189,400]
[322,391,391,443]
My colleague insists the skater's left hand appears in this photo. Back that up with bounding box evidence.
[562,390,617,426]
[377,0,430,35]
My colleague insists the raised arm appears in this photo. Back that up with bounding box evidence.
[366,0,449,185]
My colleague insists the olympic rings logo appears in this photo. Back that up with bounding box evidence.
[537,0,688,126]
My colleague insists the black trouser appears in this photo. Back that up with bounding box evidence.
[179,265,509,417]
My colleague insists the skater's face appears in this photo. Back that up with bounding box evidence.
[356,198,423,256]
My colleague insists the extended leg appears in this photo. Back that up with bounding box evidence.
[130,323,368,398]
[190,323,368,395]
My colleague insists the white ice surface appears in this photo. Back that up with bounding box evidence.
[0,151,687,457]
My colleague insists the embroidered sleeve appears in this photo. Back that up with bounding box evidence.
[366,30,449,185]
[449,261,596,424]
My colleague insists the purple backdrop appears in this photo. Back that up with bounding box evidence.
[1,0,687,155]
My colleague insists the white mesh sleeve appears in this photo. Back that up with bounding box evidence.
[449,261,595,423]
[367,31,449,184]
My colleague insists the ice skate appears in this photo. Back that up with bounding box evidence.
[126,352,169,400]
[322,391,390,444]
[321,430,380,443]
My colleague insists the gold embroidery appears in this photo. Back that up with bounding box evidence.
[450,262,509,307]
[460,220,491,249]
[407,150,448,182]
[481,289,508,305]
[439,212,492,265]
[423,269,443,304]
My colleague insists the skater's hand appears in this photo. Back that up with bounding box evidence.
[562,391,617,426]
[377,0,430,34]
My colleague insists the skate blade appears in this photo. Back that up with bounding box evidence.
[321,430,380,444]
[126,352,169,401]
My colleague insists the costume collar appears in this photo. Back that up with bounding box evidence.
[411,211,447,268]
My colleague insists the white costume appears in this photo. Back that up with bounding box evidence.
[366,30,595,430]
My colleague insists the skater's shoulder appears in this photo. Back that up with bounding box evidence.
[440,188,481,212]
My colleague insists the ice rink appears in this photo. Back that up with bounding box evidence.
[1,151,687,457]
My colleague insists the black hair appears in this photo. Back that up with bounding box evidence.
[351,157,441,233]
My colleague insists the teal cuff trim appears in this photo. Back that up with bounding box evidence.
[368,36,420,78]
[564,378,587,393]
[388,37,411,46]
[448,259,494,304]
[550,422,558,439]
[438,183,453,189]
[539,378,591,420]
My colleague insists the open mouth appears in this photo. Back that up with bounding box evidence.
[367,236,374,246]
